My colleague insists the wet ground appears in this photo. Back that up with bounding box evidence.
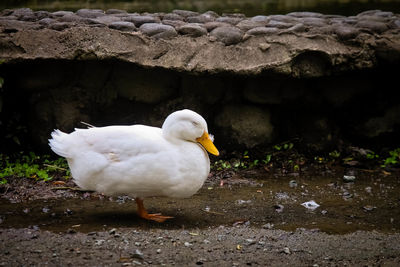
[1,167,400,266]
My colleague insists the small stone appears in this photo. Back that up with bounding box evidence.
[343,175,356,182]
[262,223,274,229]
[365,186,372,193]
[289,180,298,188]
[105,9,127,15]
[184,242,192,247]
[215,16,242,25]
[130,249,144,260]
[247,27,279,36]
[244,239,256,245]
[266,20,293,29]
[210,26,243,45]
[109,228,117,235]
[42,207,50,213]
[52,11,74,17]
[356,20,388,33]
[139,23,177,39]
[236,19,266,31]
[274,204,284,213]
[335,25,359,40]
[162,13,184,21]
[236,199,252,205]
[76,9,105,18]
[251,15,269,23]
[125,15,158,27]
[177,23,207,37]
[282,247,291,254]
[187,15,214,24]
[172,9,199,18]
[156,249,161,254]
[258,43,271,51]
[301,200,320,210]
[363,205,376,212]
[109,21,136,31]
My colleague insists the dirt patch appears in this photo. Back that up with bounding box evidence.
[1,167,400,265]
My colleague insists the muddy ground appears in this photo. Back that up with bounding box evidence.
[1,166,400,266]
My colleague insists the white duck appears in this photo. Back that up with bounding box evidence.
[49,109,219,222]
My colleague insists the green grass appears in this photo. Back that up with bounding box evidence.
[0,152,70,184]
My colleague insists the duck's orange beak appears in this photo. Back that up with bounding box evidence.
[196,132,219,156]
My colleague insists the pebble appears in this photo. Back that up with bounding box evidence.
[109,21,136,31]
[262,223,274,229]
[301,200,320,210]
[343,175,356,182]
[177,23,207,37]
[139,23,177,39]
[282,247,291,254]
[210,26,244,45]
[274,204,284,213]
[125,15,158,27]
[130,249,144,259]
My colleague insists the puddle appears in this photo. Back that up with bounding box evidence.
[1,175,399,234]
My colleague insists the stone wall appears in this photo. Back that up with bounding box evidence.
[0,8,399,153]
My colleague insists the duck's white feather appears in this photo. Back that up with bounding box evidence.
[49,110,212,199]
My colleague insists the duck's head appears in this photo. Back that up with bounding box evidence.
[162,109,219,156]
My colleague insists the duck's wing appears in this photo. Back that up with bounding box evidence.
[50,125,168,179]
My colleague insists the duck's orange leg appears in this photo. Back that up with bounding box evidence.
[135,198,174,223]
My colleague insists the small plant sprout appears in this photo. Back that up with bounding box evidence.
[382,148,400,168]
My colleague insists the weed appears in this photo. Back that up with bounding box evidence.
[0,152,70,184]
[382,148,400,168]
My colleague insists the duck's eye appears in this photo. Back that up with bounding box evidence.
[191,121,199,126]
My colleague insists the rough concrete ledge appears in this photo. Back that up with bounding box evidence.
[1,8,400,76]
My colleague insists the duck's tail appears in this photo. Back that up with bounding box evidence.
[48,130,71,158]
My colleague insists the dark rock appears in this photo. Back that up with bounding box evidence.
[13,8,36,21]
[250,15,269,24]
[286,23,307,33]
[34,11,51,20]
[125,15,159,27]
[187,14,215,24]
[302,17,326,27]
[236,19,266,31]
[210,26,243,45]
[162,13,184,21]
[50,22,71,31]
[204,21,232,32]
[139,23,177,39]
[92,16,122,25]
[287,11,324,18]
[266,20,293,29]
[162,19,185,28]
[334,25,359,40]
[215,16,242,25]
[57,13,85,23]
[109,21,136,31]
[177,23,207,37]
[356,20,388,33]
[76,9,105,18]
[268,14,299,23]
[52,11,74,17]
[246,27,279,36]
[172,9,199,18]
[38,18,56,26]
[105,9,127,15]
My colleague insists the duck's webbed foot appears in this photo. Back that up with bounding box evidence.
[135,198,174,223]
